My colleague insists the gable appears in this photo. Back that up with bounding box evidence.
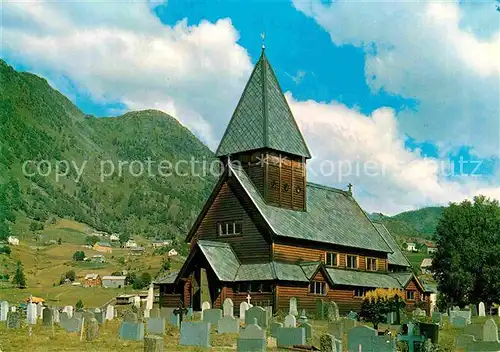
[188,178,271,264]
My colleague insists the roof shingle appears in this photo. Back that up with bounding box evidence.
[373,222,411,267]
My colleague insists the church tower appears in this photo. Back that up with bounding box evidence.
[216,49,311,211]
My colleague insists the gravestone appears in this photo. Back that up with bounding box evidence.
[147,317,166,335]
[327,301,340,322]
[343,317,357,331]
[456,334,476,349]
[132,295,140,308]
[328,321,343,339]
[453,316,468,329]
[289,297,298,316]
[347,311,358,320]
[95,311,105,324]
[201,301,211,319]
[160,307,174,319]
[413,308,426,318]
[119,320,145,341]
[217,316,239,334]
[420,322,439,344]
[85,318,99,341]
[264,306,272,320]
[386,311,396,324]
[371,335,396,352]
[223,298,234,317]
[63,305,73,318]
[431,311,441,324]
[7,311,21,329]
[27,303,37,324]
[0,301,9,321]
[245,306,268,328]
[483,318,499,342]
[42,307,53,326]
[466,341,500,351]
[203,308,222,327]
[397,323,426,352]
[37,303,43,318]
[479,302,486,317]
[300,322,313,341]
[284,313,296,328]
[464,323,484,341]
[472,304,478,317]
[179,321,211,348]
[320,334,338,352]
[150,307,160,319]
[237,319,266,352]
[124,311,138,323]
[62,315,83,333]
[239,301,249,321]
[168,313,180,327]
[53,309,60,323]
[82,311,95,321]
[106,305,114,320]
[270,322,283,338]
[316,299,326,320]
[144,335,164,352]
[347,325,377,352]
[298,309,308,324]
[277,327,306,348]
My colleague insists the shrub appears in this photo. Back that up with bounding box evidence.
[360,288,405,329]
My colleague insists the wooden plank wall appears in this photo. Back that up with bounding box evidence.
[193,182,270,263]
[221,286,273,314]
[273,242,388,272]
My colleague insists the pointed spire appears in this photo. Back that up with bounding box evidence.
[216,48,311,159]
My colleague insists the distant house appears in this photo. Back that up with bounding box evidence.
[109,234,120,242]
[406,242,417,252]
[7,236,19,246]
[152,240,172,248]
[421,258,433,274]
[130,247,145,256]
[102,276,126,288]
[125,240,137,248]
[419,242,437,254]
[93,241,112,253]
[167,249,178,257]
[84,273,101,287]
[115,294,134,304]
[91,254,105,263]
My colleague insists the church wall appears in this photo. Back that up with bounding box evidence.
[273,241,388,272]
[192,181,271,264]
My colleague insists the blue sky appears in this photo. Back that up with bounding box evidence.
[2,0,499,213]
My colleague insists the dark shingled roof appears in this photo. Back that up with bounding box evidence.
[326,267,402,288]
[373,222,411,267]
[154,270,179,284]
[216,50,311,159]
[230,164,392,253]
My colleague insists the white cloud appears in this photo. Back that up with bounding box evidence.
[288,94,500,214]
[293,0,500,158]
[2,1,252,148]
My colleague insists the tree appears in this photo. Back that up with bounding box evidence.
[359,288,405,329]
[119,233,130,246]
[76,299,84,310]
[432,195,500,307]
[72,251,85,261]
[85,235,100,246]
[65,270,76,282]
[140,272,152,287]
[0,220,11,242]
[12,260,27,288]
[57,237,62,245]
[161,258,171,272]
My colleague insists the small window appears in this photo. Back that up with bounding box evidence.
[309,281,326,295]
[354,287,367,298]
[367,258,377,271]
[347,255,358,269]
[406,291,415,300]
[218,221,243,236]
[325,252,338,267]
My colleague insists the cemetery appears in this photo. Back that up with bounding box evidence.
[4,293,500,351]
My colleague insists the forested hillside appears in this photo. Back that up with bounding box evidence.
[0,60,216,242]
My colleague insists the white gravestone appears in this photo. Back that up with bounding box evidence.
[479,302,486,317]
[201,301,211,320]
[284,314,297,328]
[63,306,73,318]
[27,303,37,324]
[0,301,8,321]
[483,318,499,341]
[223,298,234,317]
[132,295,141,308]
[240,301,249,321]
[289,297,298,316]
[106,305,114,320]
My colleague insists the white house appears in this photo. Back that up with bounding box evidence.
[152,240,172,248]
[167,248,178,257]
[406,242,417,252]
[109,234,120,242]
[125,240,137,248]
[7,236,19,246]
[102,276,126,288]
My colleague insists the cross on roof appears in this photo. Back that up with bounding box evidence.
[261,32,265,50]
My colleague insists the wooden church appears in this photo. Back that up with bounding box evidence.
[155,49,432,314]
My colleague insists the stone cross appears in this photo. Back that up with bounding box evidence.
[397,322,426,352]
[173,300,188,325]
[246,294,252,305]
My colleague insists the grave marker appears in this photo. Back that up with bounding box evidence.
[7,311,21,329]
[147,317,166,335]
[201,301,211,320]
[285,313,296,328]
[483,318,498,342]
[0,301,9,321]
[43,307,53,326]
[320,334,338,352]
[179,321,211,348]
[237,318,266,352]
[327,301,340,322]
[300,322,313,341]
[479,302,486,317]
[144,335,164,352]
[85,318,99,341]
[245,306,268,328]
[276,326,306,348]
[347,325,377,352]
[270,322,283,338]
[289,297,298,316]
[203,308,222,327]
[217,315,239,334]
[239,301,249,321]
[106,305,114,320]
[223,298,234,317]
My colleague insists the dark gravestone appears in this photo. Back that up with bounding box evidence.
[85,318,99,341]
[144,335,164,352]
[42,308,53,326]
[7,311,21,329]
[420,323,439,344]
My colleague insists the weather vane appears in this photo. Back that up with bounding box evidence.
[261,32,266,50]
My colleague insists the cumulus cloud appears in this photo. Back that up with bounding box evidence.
[293,0,500,158]
[2,1,252,148]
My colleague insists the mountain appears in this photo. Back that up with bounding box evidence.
[0,60,216,243]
